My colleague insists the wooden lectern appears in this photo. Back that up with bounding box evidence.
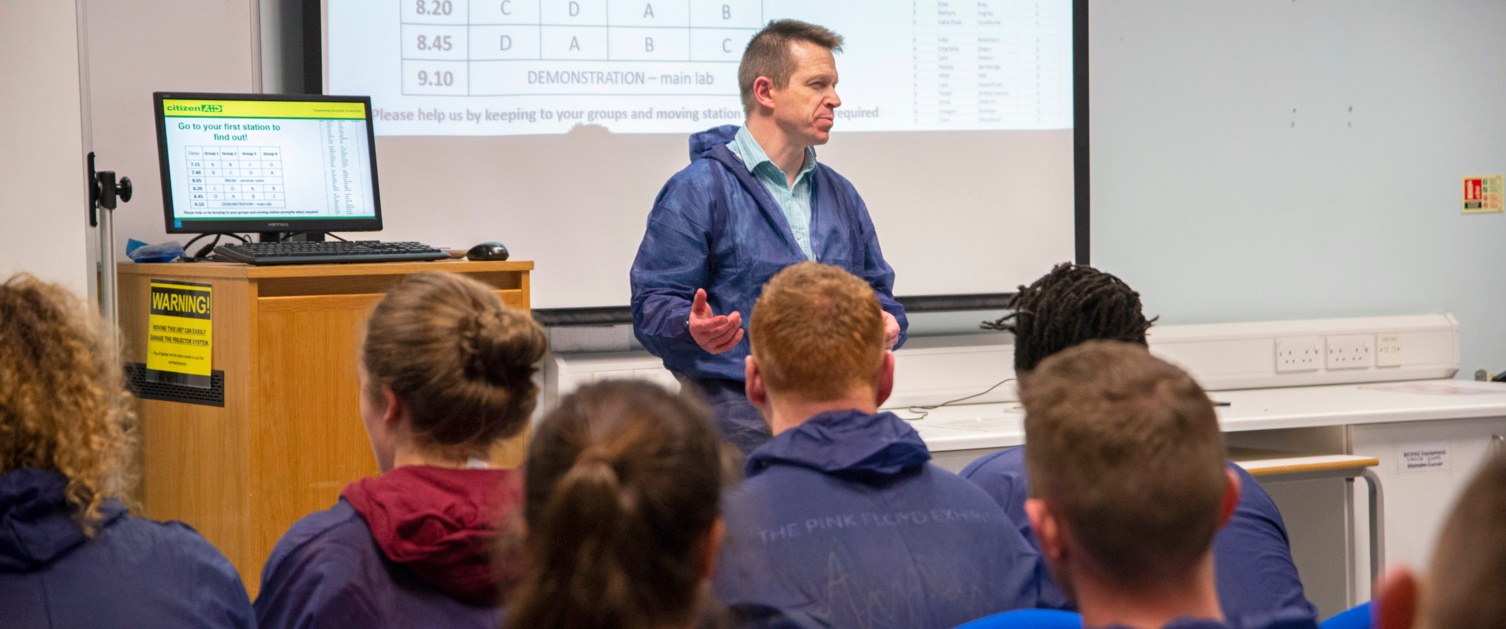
[117,259,533,595]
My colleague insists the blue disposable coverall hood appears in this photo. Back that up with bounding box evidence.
[717,410,1057,629]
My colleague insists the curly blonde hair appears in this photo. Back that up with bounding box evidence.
[0,274,135,535]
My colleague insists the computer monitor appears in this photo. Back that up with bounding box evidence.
[153,92,383,235]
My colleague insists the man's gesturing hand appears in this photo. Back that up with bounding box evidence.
[882,311,901,349]
[689,288,744,354]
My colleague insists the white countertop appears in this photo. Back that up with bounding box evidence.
[894,379,1506,454]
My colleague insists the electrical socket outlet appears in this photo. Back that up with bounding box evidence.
[1377,333,1403,367]
[1326,334,1375,370]
[1276,336,1324,372]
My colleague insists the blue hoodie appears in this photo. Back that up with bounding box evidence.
[960,447,1318,623]
[0,467,254,628]
[630,125,908,383]
[715,410,1054,629]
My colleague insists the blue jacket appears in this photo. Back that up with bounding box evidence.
[715,410,1053,629]
[0,467,253,628]
[254,501,502,629]
[956,609,1318,629]
[255,467,519,628]
[1097,609,1319,629]
[630,126,908,382]
[960,447,1318,623]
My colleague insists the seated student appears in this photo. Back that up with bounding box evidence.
[1373,451,1506,629]
[0,274,254,627]
[961,263,1315,621]
[715,261,1049,628]
[505,380,728,629]
[254,271,548,628]
[1008,341,1315,629]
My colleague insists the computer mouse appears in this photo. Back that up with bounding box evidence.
[466,241,510,261]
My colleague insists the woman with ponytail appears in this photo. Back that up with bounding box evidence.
[505,380,728,629]
[255,271,547,628]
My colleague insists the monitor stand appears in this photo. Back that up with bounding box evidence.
[258,232,326,243]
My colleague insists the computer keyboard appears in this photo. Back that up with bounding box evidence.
[213,240,451,265]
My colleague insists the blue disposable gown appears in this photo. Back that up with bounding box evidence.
[715,410,1056,629]
[630,125,908,383]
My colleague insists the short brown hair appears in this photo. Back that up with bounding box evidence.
[0,274,134,535]
[738,19,844,115]
[1022,341,1227,584]
[1427,451,1506,629]
[507,380,726,629]
[750,262,886,402]
[361,271,547,451]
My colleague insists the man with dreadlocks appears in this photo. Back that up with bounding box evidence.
[960,263,1317,624]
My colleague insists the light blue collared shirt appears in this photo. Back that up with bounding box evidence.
[726,125,818,260]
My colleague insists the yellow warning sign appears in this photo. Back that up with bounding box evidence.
[147,280,213,382]
[1463,175,1504,214]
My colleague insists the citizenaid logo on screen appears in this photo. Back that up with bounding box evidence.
[166,104,223,113]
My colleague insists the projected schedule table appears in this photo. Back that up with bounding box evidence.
[401,0,763,96]
[395,0,1069,129]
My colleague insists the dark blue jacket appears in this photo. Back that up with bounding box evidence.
[630,125,908,382]
[255,463,526,629]
[0,468,253,628]
[253,500,504,629]
[958,608,1318,629]
[960,447,1318,622]
[1098,609,1319,629]
[715,410,1053,629]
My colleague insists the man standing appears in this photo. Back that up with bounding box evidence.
[630,20,907,454]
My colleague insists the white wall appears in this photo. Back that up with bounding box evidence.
[83,0,257,260]
[0,0,259,299]
[0,0,91,295]
[1091,0,1506,378]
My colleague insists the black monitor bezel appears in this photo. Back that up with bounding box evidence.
[152,91,384,235]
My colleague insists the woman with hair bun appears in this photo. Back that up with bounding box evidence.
[0,274,254,627]
[254,271,547,628]
[505,379,728,629]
